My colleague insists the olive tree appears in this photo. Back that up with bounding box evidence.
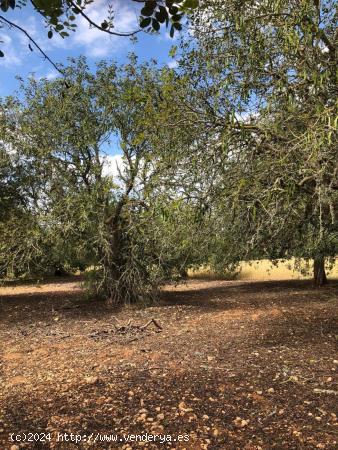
[171,0,337,285]
[0,56,208,301]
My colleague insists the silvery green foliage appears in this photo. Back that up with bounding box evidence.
[0,57,209,300]
[171,0,337,281]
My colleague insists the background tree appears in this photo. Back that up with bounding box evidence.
[0,105,55,277]
[170,0,338,285]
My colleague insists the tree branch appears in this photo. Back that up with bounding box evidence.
[0,15,64,75]
[69,1,141,37]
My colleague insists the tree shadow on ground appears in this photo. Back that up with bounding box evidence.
[1,278,337,326]
[254,308,338,349]
[160,279,338,310]
[0,287,112,326]
[0,275,85,288]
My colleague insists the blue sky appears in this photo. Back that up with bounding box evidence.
[0,0,179,97]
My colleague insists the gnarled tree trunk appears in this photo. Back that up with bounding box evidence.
[102,216,130,306]
[313,256,328,287]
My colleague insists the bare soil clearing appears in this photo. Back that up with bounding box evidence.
[0,278,337,449]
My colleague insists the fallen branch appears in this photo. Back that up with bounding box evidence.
[139,318,163,331]
[200,365,232,371]
[313,388,338,396]
[89,318,163,340]
[113,317,162,333]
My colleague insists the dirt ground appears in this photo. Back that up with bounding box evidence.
[0,277,337,450]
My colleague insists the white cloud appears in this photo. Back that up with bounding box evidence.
[1,14,62,71]
[167,60,178,69]
[158,31,178,42]
[1,0,139,75]
[45,70,59,80]
[15,14,62,51]
[72,0,138,57]
[34,68,60,82]
[318,41,329,54]
[235,111,259,123]
[102,153,124,178]
[0,34,23,67]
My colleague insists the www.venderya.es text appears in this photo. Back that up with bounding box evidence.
[10,432,190,444]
